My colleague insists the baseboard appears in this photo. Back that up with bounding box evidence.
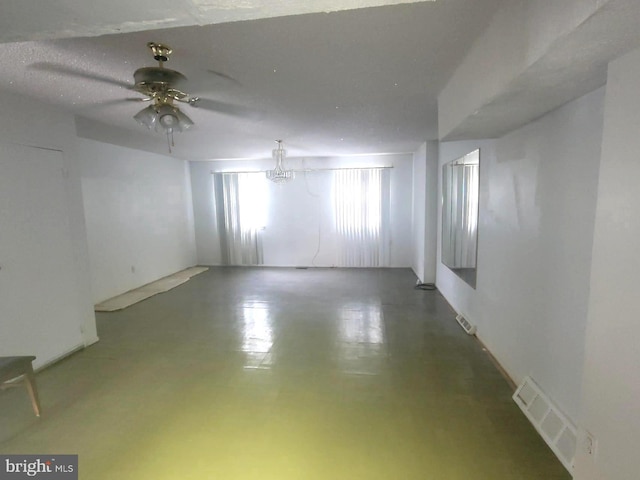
[33,343,86,372]
[83,335,100,348]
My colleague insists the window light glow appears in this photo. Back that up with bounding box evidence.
[238,172,268,230]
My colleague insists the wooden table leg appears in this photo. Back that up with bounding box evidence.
[0,356,41,417]
[23,364,41,417]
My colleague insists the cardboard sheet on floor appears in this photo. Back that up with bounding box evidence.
[94,266,209,312]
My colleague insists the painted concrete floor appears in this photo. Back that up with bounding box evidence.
[0,268,571,479]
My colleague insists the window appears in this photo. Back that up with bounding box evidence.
[333,168,389,267]
[214,172,267,265]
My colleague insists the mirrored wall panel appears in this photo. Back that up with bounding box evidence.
[442,149,480,288]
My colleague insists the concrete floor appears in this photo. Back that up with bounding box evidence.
[0,268,570,479]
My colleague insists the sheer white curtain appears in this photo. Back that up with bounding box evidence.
[333,168,390,267]
[214,172,266,265]
[461,164,479,266]
[443,163,478,268]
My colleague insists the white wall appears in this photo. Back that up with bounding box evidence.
[190,162,222,266]
[388,154,413,267]
[261,167,336,267]
[412,143,427,281]
[0,90,97,369]
[78,139,197,304]
[78,139,196,303]
[424,141,439,283]
[190,154,413,267]
[411,141,438,283]
[437,87,605,424]
[574,48,640,480]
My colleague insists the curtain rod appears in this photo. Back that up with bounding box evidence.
[210,166,394,174]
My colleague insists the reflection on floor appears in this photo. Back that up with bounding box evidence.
[0,268,570,479]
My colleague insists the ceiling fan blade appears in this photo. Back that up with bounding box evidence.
[94,98,151,107]
[206,69,241,86]
[190,98,257,118]
[28,62,132,89]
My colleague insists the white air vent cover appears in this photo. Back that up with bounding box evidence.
[455,313,476,335]
[513,376,577,472]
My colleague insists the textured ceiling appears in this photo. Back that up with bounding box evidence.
[0,0,502,160]
[0,0,436,43]
[439,0,640,141]
[2,0,639,161]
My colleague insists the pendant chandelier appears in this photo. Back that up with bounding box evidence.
[266,140,295,184]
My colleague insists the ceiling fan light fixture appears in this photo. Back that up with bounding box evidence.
[154,104,193,133]
[134,103,193,132]
[133,105,158,129]
[159,112,177,128]
[173,108,194,131]
[134,102,194,153]
[266,140,295,184]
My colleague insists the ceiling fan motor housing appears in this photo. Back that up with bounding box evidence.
[133,67,187,90]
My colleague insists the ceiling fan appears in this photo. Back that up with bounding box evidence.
[30,42,252,152]
[129,42,200,150]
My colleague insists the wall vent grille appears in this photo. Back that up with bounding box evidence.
[513,376,576,472]
[455,313,476,335]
